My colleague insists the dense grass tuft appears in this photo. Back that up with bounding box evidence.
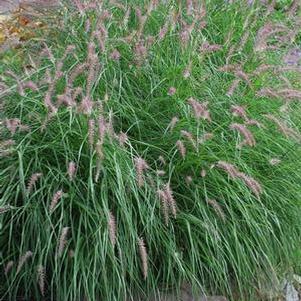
[1,1,301,300]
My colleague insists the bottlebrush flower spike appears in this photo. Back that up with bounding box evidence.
[49,190,63,213]
[207,199,226,222]
[5,118,20,135]
[116,132,128,147]
[134,157,149,187]
[23,81,39,91]
[216,161,239,179]
[176,140,186,159]
[200,41,222,54]
[201,169,207,178]
[269,158,281,165]
[168,116,179,132]
[108,211,117,247]
[98,116,107,144]
[110,49,121,61]
[68,162,77,181]
[57,227,70,258]
[226,79,240,97]
[237,172,263,198]
[181,130,196,149]
[187,98,211,122]
[37,265,46,296]
[79,96,93,115]
[231,105,248,121]
[4,261,14,275]
[158,155,166,165]
[0,205,12,214]
[88,119,95,147]
[27,173,43,193]
[230,123,256,147]
[164,183,177,218]
[138,237,148,280]
[16,251,33,274]
[157,189,169,225]
[265,114,301,142]
[168,87,176,96]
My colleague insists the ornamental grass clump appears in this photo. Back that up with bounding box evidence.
[0,0,301,300]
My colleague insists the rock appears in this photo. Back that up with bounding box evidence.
[284,282,299,301]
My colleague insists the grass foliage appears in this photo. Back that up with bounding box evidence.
[1,0,301,300]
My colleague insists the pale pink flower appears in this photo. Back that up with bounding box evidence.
[138,237,148,280]
[207,199,226,222]
[37,265,46,296]
[231,105,248,120]
[117,132,128,146]
[98,116,107,143]
[0,205,12,214]
[168,116,179,132]
[269,158,281,165]
[157,189,169,225]
[17,251,33,274]
[68,161,77,181]
[88,119,95,147]
[134,157,149,187]
[164,183,177,218]
[5,118,20,135]
[79,96,93,115]
[168,87,176,96]
[27,173,43,193]
[108,211,117,247]
[187,98,211,122]
[158,155,166,165]
[181,130,196,148]
[200,169,207,178]
[23,81,38,91]
[185,175,193,185]
[176,140,186,159]
[57,227,69,258]
[216,161,239,178]
[226,79,240,96]
[200,41,221,54]
[183,68,191,79]
[4,261,14,275]
[110,49,121,61]
[49,190,63,213]
[156,170,166,176]
[237,172,263,198]
[230,123,256,147]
